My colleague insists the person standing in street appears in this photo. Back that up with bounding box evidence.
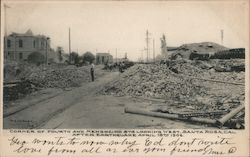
[90,62,95,82]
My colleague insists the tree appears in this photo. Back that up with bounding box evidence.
[27,52,45,65]
[82,51,95,64]
[70,52,80,64]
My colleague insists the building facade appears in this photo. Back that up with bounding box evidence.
[4,29,55,64]
[96,53,113,64]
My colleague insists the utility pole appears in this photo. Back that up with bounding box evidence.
[142,51,144,63]
[4,4,10,36]
[4,4,9,36]
[146,30,150,62]
[141,48,146,63]
[221,29,224,45]
[46,38,48,65]
[116,48,117,63]
[141,50,144,63]
[69,27,71,63]
[153,39,155,62]
[14,36,16,61]
[4,4,10,60]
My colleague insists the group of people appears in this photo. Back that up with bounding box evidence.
[104,62,126,72]
[90,61,126,82]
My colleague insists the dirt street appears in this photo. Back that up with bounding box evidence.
[40,96,208,129]
[4,70,212,129]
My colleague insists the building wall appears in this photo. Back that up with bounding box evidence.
[96,53,113,64]
[4,35,51,63]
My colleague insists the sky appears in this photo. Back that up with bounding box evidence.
[2,0,249,61]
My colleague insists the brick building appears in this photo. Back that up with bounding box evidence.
[4,29,57,63]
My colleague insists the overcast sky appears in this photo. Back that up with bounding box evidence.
[3,0,249,61]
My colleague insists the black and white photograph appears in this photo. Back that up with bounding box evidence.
[2,0,247,130]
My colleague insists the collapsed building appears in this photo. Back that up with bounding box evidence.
[168,42,245,60]
[210,48,245,59]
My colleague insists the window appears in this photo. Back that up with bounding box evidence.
[19,39,23,48]
[41,41,44,48]
[19,53,23,60]
[33,40,36,48]
[102,56,104,63]
[7,39,11,48]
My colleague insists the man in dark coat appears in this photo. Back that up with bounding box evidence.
[90,63,95,81]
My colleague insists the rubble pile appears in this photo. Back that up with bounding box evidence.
[161,59,245,82]
[4,60,100,89]
[102,63,206,99]
[103,59,245,128]
[4,61,106,101]
[210,59,245,72]
[101,59,245,113]
[3,60,50,82]
[103,60,244,97]
[4,80,34,102]
[27,66,91,88]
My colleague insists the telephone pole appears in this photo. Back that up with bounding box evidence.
[116,48,117,63]
[69,27,71,62]
[4,4,10,36]
[46,37,50,65]
[145,30,150,62]
[141,49,144,63]
[153,39,155,62]
[221,29,224,45]
[142,51,144,63]
[4,4,10,60]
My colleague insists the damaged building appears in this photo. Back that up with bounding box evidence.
[4,29,57,64]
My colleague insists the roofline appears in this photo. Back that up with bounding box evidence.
[96,53,112,55]
[8,32,48,38]
[7,34,49,39]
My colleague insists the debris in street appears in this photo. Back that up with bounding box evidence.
[216,105,245,126]
[101,59,244,102]
[3,44,245,129]
[4,61,106,89]
[125,106,244,129]
[3,60,107,103]
[154,109,227,118]
[26,66,91,88]
[101,58,245,129]
[125,107,217,125]
[3,80,35,102]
